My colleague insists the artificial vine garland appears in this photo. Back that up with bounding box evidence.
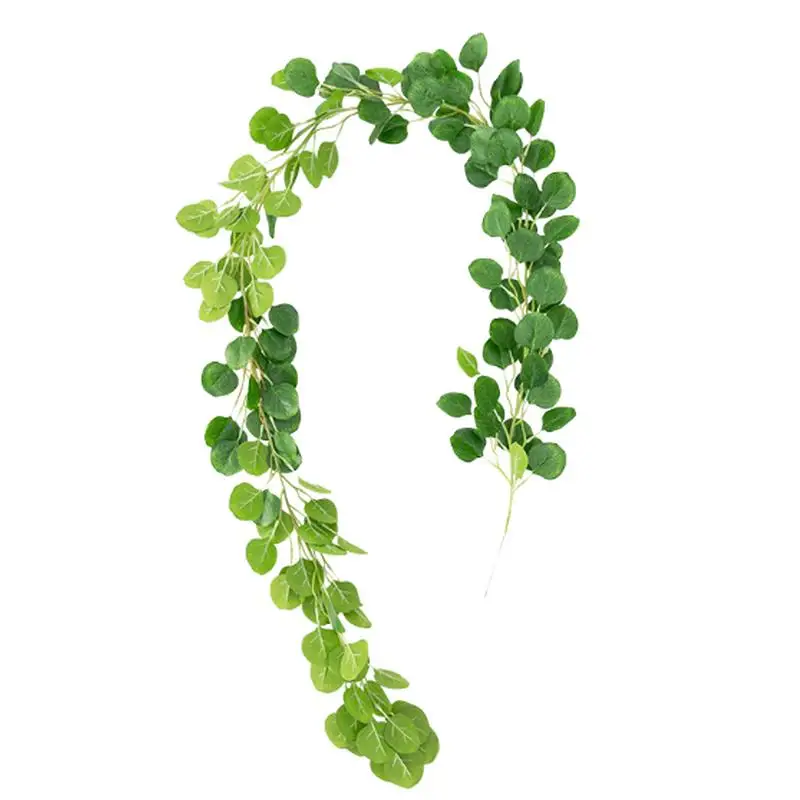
[177,33,578,790]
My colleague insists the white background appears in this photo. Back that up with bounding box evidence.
[1,2,799,797]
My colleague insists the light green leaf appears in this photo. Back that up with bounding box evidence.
[340,640,369,681]
[200,270,237,308]
[357,721,392,763]
[510,442,528,480]
[252,245,286,279]
[329,580,360,613]
[285,559,322,597]
[343,608,372,627]
[305,498,337,525]
[221,155,266,194]
[298,477,331,494]
[264,190,302,217]
[374,669,410,689]
[298,151,323,188]
[245,280,273,317]
[236,441,269,476]
[310,663,344,693]
[229,483,265,521]
[245,538,277,574]
[225,336,256,369]
[337,537,367,555]
[344,685,375,723]
[271,70,289,90]
[384,714,421,755]
[365,67,403,86]
[176,200,217,234]
[302,627,339,665]
[325,713,350,749]
[270,573,301,610]
[184,260,215,288]
[457,347,480,377]
[318,142,339,178]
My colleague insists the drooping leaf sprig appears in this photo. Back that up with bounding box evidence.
[177,33,578,790]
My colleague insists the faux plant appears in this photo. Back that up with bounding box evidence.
[177,32,578,790]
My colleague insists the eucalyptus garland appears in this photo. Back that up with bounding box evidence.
[177,32,578,790]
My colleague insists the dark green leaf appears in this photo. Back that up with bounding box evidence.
[527,266,567,307]
[459,33,488,71]
[268,303,299,336]
[490,60,523,105]
[528,374,562,408]
[468,257,503,289]
[284,57,319,97]
[515,312,555,350]
[491,95,530,130]
[544,215,580,242]
[542,407,576,432]
[526,99,545,135]
[506,228,544,263]
[541,172,577,210]
[450,428,486,462]
[437,392,472,417]
[527,442,567,479]
[524,139,556,172]
[201,362,238,396]
[474,376,500,409]
[546,305,579,339]
[513,174,541,210]
[262,383,299,420]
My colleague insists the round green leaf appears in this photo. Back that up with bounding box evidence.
[184,260,215,288]
[284,57,319,97]
[201,362,238,396]
[344,685,376,723]
[245,538,277,574]
[491,95,530,130]
[210,439,241,476]
[506,228,544,263]
[546,305,579,339]
[527,442,567,479]
[329,580,360,613]
[437,392,472,418]
[340,640,369,681]
[268,303,299,336]
[270,573,301,610]
[524,139,556,171]
[264,190,302,217]
[200,270,237,308]
[489,318,516,350]
[252,246,286,279]
[229,483,265,521]
[384,714,421,755]
[305,498,337,524]
[286,559,322,597]
[357,720,392,763]
[310,663,344,693]
[450,428,486,462]
[513,174,540,211]
[459,33,488,71]
[474,376,500,409]
[482,200,513,238]
[302,627,339,665]
[528,374,562,408]
[469,258,503,289]
[262,383,299,420]
[527,266,567,307]
[258,329,297,363]
[420,730,440,764]
[204,416,240,447]
[544,215,580,242]
[236,441,269,476]
[225,336,256,369]
[245,281,273,317]
[515,313,555,350]
[325,713,350,749]
[541,172,577,210]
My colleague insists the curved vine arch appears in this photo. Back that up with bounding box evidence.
[177,33,579,789]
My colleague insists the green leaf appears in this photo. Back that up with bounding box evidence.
[200,270,237,308]
[337,537,367,556]
[344,684,375,723]
[358,97,391,125]
[491,95,530,130]
[382,752,425,788]
[391,702,431,740]
[357,721,392,763]
[376,114,408,145]
[310,663,344,693]
[264,190,302,217]
[527,442,567,479]
[229,483,265,521]
[184,260,215,288]
[365,67,403,85]
[249,107,294,150]
[286,559,322,597]
[329,580,360,613]
[255,490,281,527]
[546,304,579,339]
[489,318,516,350]
[524,139,556,172]
[343,607,372,626]
[420,730,440,764]
[302,627,339,665]
[176,200,217,234]
[224,336,255,369]
[515,313,555,350]
[268,303,299,336]
[325,713,350,749]
[510,442,528,480]
[201,362,238,396]
[374,669,410,689]
[305,498,337,525]
[236,441,269,476]
[513,174,540,211]
[210,439,241,476]
[298,477,331,494]
[437,392,472,418]
[490,60,523,105]
[340,640,369,681]
[298,151,323,188]
[204,416,240,447]
[528,374,562,408]
[384,714,421,755]
[450,428,486,462]
[318,142,339,178]
[258,329,297,363]
[542,407,576,432]
[520,352,550,389]
[283,57,319,97]
[271,70,289,90]
[262,383,299,420]
[457,347,479,377]
[544,215,580,242]
[221,154,266,194]
[526,99,545,135]
[459,33,488,71]
[252,245,286,279]
[490,279,525,310]
[245,538,277,574]
[482,199,513,238]
[506,228,545,263]
[323,62,361,91]
[468,258,503,289]
[474,376,500,409]
[464,158,498,188]
[245,281,273,317]
[541,172,577,210]
[527,266,567,307]
[483,339,514,369]
[270,573,301,610]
